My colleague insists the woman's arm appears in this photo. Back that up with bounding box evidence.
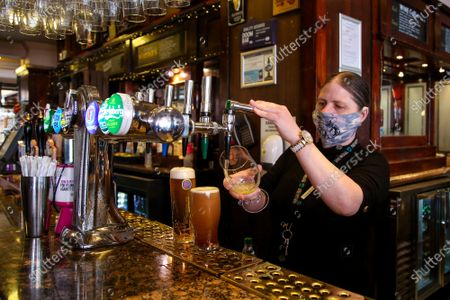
[250,100,364,216]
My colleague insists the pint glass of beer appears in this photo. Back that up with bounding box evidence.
[190,186,221,251]
[170,167,196,244]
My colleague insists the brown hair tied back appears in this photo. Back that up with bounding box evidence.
[324,71,370,110]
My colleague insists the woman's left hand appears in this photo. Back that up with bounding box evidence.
[250,100,301,145]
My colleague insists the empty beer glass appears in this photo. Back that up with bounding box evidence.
[122,0,146,23]
[165,0,190,8]
[142,0,166,16]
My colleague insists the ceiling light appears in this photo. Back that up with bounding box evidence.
[383,68,386,72]
[398,71,404,78]
[422,63,428,67]
[396,55,403,60]
[439,67,445,73]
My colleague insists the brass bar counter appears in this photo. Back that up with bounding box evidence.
[0,176,368,300]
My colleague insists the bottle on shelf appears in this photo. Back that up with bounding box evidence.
[242,237,256,256]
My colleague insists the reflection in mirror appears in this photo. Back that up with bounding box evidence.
[380,40,429,136]
[437,79,450,152]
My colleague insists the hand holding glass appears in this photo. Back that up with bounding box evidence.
[220,146,268,213]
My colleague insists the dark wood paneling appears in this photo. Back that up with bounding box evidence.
[371,0,382,148]
[228,0,301,159]
[381,135,428,147]
[389,155,446,176]
[316,0,373,146]
[381,145,437,161]
[19,68,51,110]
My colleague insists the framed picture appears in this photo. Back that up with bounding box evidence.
[273,0,300,16]
[339,13,362,75]
[241,45,277,88]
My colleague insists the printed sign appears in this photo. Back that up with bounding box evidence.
[273,0,300,16]
[228,0,245,26]
[241,20,277,50]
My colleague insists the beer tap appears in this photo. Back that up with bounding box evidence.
[199,76,213,160]
[35,110,46,156]
[222,100,254,160]
[23,113,33,155]
[161,85,174,156]
[182,80,194,156]
[145,88,156,169]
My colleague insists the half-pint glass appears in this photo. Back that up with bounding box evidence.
[190,186,220,251]
[169,167,196,244]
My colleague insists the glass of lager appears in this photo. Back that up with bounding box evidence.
[169,167,196,244]
[190,186,221,251]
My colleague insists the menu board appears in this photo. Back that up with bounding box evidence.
[136,33,184,68]
[442,26,450,54]
[391,0,427,43]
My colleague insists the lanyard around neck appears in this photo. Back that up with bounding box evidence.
[291,139,358,205]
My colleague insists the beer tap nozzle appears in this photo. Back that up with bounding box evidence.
[222,100,254,160]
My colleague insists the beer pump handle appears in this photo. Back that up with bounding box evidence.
[147,88,155,104]
[24,114,32,156]
[200,76,213,160]
[164,85,174,107]
[36,112,46,156]
[182,80,194,156]
[161,85,174,157]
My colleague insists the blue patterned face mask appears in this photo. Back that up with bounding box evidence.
[312,110,363,148]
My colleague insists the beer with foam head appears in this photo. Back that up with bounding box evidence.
[190,186,220,250]
[170,167,196,244]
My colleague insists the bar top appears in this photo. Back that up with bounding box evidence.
[0,189,259,299]
[0,175,368,300]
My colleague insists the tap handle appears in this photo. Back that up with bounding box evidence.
[135,91,145,102]
[201,136,208,160]
[36,112,46,156]
[164,85,174,107]
[182,80,194,154]
[147,88,155,104]
[224,134,232,161]
[200,76,212,116]
[183,80,194,115]
[182,137,188,157]
[24,114,32,155]
[226,99,254,113]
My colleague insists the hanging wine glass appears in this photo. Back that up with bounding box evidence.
[19,0,42,36]
[164,0,190,8]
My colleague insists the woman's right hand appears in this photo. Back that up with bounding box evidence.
[250,100,301,145]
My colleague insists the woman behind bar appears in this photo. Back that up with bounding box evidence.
[224,71,389,296]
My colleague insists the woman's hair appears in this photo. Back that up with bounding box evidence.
[323,71,370,109]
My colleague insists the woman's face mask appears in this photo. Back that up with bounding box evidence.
[312,110,363,148]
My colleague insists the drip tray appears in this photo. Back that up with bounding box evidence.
[122,211,262,276]
[222,262,366,300]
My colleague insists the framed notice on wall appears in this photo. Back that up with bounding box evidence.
[391,0,427,43]
[241,45,277,88]
[273,0,300,16]
[339,13,362,75]
[442,25,450,54]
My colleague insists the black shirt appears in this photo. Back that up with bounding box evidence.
[258,141,389,296]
